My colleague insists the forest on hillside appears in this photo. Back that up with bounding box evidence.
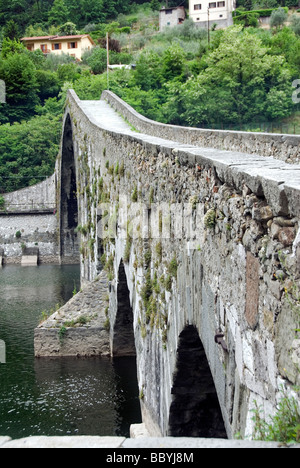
[0,0,188,34]
[0,0,299,193]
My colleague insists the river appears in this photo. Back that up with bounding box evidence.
[0,264,141,439]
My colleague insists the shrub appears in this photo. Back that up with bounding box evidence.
[270,7,288,29]
[252,393,300,443]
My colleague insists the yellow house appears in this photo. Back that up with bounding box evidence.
[21,34,95,61]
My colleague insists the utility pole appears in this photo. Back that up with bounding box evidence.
[106,32,110,90]
[207,7,210,46]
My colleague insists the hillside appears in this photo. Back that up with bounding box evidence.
[0,1,299,192]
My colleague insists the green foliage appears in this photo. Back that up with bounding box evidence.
[82,46,132,75]
[233,11,260,27]
[0,3,299,195]
[204,209,216,229]
[58,21,78,36]
[0,109,61,192]
[168,256,178,277]
[252,393,300,443]
[290,15,300,35]
[270,7,288,28]
[0,51,40,123]
[48,0,69,26]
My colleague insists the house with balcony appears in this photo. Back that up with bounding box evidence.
[189,0,235,28]
[21,34,95,61]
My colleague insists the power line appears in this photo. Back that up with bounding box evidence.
[0,175,52,179]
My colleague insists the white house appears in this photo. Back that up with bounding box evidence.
[189,0,235,28]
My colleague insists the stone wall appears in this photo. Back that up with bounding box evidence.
[58,90,300,440]
[2,175,56,213]
[0,175,59,263]
[0,213,59,264]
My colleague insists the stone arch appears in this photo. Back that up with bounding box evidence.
[60,114,79,262]
[112,260,136,357]
[168,325,227,438]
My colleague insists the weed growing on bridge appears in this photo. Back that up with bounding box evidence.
[131,185,138,202]
[168,256,178,277]
[59,326,67,343]
[204,208,216,229]
[252,392,300,444]
[39,303,61,325]
[277,251,300,332]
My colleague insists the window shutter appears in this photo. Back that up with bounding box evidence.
[52,44,55,50]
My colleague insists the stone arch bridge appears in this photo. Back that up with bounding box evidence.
[38,90,300,439]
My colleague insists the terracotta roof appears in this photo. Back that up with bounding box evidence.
[21,34,95,44]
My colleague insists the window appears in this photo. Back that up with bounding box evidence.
[26,44,34,51]
[194,3,202,9]
[217,1,225,6]
[52,43,61,50]
[40,44,47,52]
[209,2,217,7]
[68,42,77,49]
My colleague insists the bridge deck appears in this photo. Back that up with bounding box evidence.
[78,98,300,220]
[79,100,134,133]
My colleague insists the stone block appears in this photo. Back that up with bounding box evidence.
[278,227,296,247]
[245,252,259,329]
[21,255,38,266]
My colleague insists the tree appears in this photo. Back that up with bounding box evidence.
[163,26,293,126]
[0,111,61,192]
[161,43,186,82]
[48,0,69,26]
[270,7,288,29]
[58,22,78,35]
[150,0,161,11]
[101,0,117,20]
[0,0,29,29]
[0,52,40,123]
[290,14,300,35]
[134,50,163,91]
[1,38,26,59]
[3,20,20,40]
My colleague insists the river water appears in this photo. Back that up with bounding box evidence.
[0,265,141,439]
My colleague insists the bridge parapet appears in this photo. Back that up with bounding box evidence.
[58,89,300,440]
[102,90,300,165]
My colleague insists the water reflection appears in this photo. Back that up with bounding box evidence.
[0,265,141,439]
